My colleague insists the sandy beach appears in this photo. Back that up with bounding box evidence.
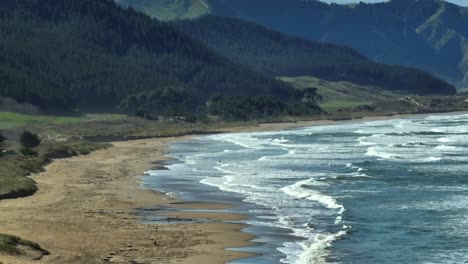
[0,137,257,264]
[0,118,337,264]
[1,111,467,264]
[0,118,338,264]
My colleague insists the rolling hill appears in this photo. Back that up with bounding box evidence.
[125,0,468,88]
[279,76,402,111]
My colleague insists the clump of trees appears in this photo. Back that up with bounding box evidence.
[208,96,287,121]
[0,130,6,158]
[207,94,322,121]
[19,130,41,156]
[119,87,194,118]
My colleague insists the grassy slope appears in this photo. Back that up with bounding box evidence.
[145,0,210,20]
[116,0,211,20]
[0,141,109,200]
[279,76,402,111]
[0,234,49,258]
[0,112,126,129]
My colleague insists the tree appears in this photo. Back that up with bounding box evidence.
[0,130,6,158]
[294,87,323,105]
[19,130,41,156]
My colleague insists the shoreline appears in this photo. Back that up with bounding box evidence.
[217,110,468,134]
[1,110,467,264]
[0,137,256,264]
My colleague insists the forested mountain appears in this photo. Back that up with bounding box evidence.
[124,0,468,87]
[173,16,456,95]
[0,0,293,113]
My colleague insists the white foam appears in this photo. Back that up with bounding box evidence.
[299,231,348,264]
[281,179,345,214]
[365,146,398,159]
[279,231,348,264]
[435,145,463,151]
[357,136,377,146]
[212,133,265,149]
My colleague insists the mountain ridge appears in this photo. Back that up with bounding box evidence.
[173,15,456,95]
[123,0,468,87]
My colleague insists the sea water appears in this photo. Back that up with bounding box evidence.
[142,113,468,263]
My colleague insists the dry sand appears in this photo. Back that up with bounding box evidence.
[0,137,256,264]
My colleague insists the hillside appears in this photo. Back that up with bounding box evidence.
[279,76,402,111]
[0,0,293,113]
[115,0,211,20]
[173,16,456,95]
[126,0,468,87]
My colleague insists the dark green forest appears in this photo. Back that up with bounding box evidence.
[0,0,294,114]
[174,15,456,96]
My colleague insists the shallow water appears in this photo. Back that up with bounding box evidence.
[142,113,468,263]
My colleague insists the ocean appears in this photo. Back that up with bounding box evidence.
[142,113,468,264]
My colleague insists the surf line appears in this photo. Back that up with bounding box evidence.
[199,0,209,9]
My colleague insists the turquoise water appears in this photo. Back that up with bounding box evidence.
[144,113,468,263]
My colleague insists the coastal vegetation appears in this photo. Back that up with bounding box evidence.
[0,234,49,258]
[19,130,42,156]
[0,131,5,158]
[0,111,126,129]
[208,96,288,121]
[0,137,109,200]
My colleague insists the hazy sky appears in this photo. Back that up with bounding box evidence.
[323,0,467,6]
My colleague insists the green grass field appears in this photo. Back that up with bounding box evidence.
[279,76,401,111]
[0,112,126,129]
[320,100,371,109]
[0,157,37,199]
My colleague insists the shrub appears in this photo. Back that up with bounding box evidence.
[19,130,41,156]
[0,130,6,158]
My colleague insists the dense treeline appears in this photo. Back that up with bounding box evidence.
[208,95,321,121]
[0,0,294,113]
[119,86,195,117]
[174,15,456,96]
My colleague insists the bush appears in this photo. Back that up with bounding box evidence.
[19,147,38,157]
[0,130,6,158]
[19,130,41,156]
